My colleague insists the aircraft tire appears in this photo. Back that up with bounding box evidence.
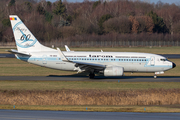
[89,73,95,79]
[154,75,157,79]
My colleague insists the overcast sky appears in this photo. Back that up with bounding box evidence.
[46,0,180,4]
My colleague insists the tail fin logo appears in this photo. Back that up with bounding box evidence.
[10,17,17,20]
[13,22,37,48]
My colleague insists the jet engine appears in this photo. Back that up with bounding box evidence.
[104,66,124,76]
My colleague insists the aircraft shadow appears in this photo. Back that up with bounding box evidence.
[47,74,180,80]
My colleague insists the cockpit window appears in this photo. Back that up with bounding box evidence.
[160,59,167,61]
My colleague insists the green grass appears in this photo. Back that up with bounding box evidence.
[0,105,180,112]
[0,81,180,90]
[1,46,180,54]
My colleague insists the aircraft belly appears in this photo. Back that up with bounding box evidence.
[46,61,75,71]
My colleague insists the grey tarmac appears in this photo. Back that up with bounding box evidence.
[0,76,180,82]
[0,110,180,120]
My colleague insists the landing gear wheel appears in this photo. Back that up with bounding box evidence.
[154,75,157,79]
[89,73,95,79]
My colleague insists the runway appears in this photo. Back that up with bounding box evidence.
[0,76,180,82]
[0,110,180,120]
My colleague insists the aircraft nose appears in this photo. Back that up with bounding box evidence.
[172,62,176,68]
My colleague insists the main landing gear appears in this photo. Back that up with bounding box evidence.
[89,73,95,79]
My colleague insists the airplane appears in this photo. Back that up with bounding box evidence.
[9,15,176,79]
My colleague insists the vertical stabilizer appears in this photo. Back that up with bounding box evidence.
[9,15,55,52]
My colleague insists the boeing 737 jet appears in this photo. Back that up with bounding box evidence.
[9,15,176,79]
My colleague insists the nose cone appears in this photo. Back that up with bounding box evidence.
[172,62,176,68]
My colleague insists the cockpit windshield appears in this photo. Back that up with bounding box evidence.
[160,58,167,61]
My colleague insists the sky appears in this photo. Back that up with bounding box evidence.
[46,0,180,4]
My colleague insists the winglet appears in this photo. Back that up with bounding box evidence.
[57,48,68,61]
[65,45,70,52]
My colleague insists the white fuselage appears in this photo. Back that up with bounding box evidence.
[16,51,173,73]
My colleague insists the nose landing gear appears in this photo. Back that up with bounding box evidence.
[154,75,157,79]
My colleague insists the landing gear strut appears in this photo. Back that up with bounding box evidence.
[154,75,157,79]
[89,73,95,79]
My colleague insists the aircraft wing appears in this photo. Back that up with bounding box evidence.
[8,49,31,56]
[73,61,106,68]
[57,48,105,72]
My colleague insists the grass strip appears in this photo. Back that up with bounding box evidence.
[0,105,180,113]
[1,46,180,54]
[0,81,180,90]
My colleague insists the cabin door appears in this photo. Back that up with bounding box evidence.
[150,56,155,66]
[42,55,47,65]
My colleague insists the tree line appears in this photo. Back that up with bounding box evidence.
[0,0,180,46]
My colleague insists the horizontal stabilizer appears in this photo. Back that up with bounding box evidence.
[7,49,31,56]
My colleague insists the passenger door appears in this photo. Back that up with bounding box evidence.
[150,56,155,66]
[42,55,47,65]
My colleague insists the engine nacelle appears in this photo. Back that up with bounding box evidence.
[104,66,124,76]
